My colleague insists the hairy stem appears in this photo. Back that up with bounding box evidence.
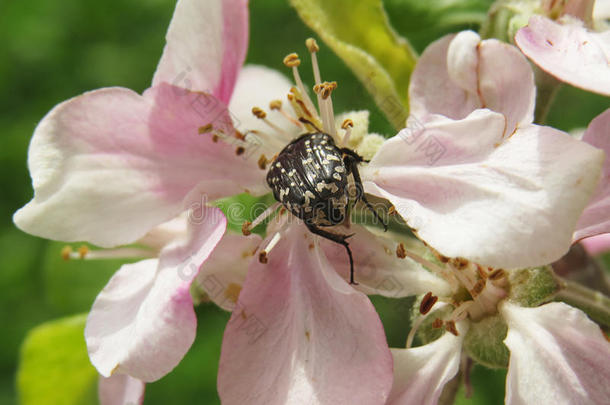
[555,278,610,330]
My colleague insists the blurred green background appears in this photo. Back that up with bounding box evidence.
[0,0,607,404]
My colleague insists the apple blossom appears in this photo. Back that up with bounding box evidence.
[515,1,610,96]
[363,30,604,270]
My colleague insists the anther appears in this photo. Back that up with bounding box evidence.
[269,100,282,111]
[198,124,213,134]
[305,37,319,53]
[471,279,486,297]
[258,154,268,170]
[259,251,268,264]
[396,243,407,259]
[235,146,245,156]
[445,320,459,336]
[252,107,267,119]
[283,53,301,67]
[78,245,89,259]
[388,205,397,216]
[61,246,72,261]
[489,269,508,288]
[420,292,438,315]
[341,119,354,129]
[242,221,252,236]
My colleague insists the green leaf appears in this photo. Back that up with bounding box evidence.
[290,0,417,129]
[17,314,98,405]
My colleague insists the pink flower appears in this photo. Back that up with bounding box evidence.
[515,4,610,96]
[363,31,604,269]
[14,0,446,402]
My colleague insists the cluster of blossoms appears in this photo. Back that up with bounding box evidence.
[13,0,610,404]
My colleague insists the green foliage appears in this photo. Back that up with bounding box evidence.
[508,266,561,307]
[17,315,98,405]
[463,315,510,369]
[290,0,417,129]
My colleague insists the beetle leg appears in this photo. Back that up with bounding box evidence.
[306,224,357,285]
[341,150,388,232]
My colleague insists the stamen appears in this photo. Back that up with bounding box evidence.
[341,118,354,147]
[271,99,304,129]
[406,294,440,349]
[283,53,317,116]
[242,203,281,236]
[395,243,447,276]
[258,231,282,264]
[449,301,473,323]
[420,292,438,315]
[445,320,459,336]
[288,87,323,131]
[198,124,214,134]
[252,106,289,136]
[306,38,325,125]
[61,246,155,260]
[257,154,268,170]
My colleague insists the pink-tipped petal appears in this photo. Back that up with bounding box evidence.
[99,374,145,405]
[411,32,535,134]
[321,225,451,297]
[574,109,610,241]
[194,232,262,311]
[516,16,610,96]
[14,85,264,247]
[501,301,610,405]
[152,0,248,103]
[363,110,604,269]
[388,326,466,405]
[218,223,393,405]
[85,207,226,382]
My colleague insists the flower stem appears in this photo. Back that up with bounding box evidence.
[533,66,562,124]
[555,278,610,329]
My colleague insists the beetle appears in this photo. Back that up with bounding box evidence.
[266,130,386,284]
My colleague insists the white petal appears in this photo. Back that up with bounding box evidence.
[501,301,610,405]
[98,374,145,405]
[86,207,226,382]
[388,326,466,405]
[321,225,451,297]
[364,110,604,268]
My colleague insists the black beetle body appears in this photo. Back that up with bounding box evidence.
[266,131,385,284]
[267,132,349,227]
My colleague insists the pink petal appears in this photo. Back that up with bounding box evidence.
[152,0,248,104]
[410,32,535,135]
[409,34,480,121]
[194,232,262,311]
[501,301,610,405]
[580,233,610,255]
[388,323,466,405]
[321,225,451,297]
[574,109,610,241]
[14,84,265,247]
[98,374,145,405]
[363,110,604,268]
[218,223,393,405]
[515,16,610,96]
[85,207,226,382]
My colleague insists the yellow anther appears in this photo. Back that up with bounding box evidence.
[78,245,89,259]
[305,38,319,53]
[242,221,252,236]
[198,124,213,134]
[341,119,354,129]
[251,107,267,119]
[283,53,301,67]
[224,283,242,304]
[269,100,282,110]
[396,243,407,259]
[61,246,72,261]
[257,154,268,170]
